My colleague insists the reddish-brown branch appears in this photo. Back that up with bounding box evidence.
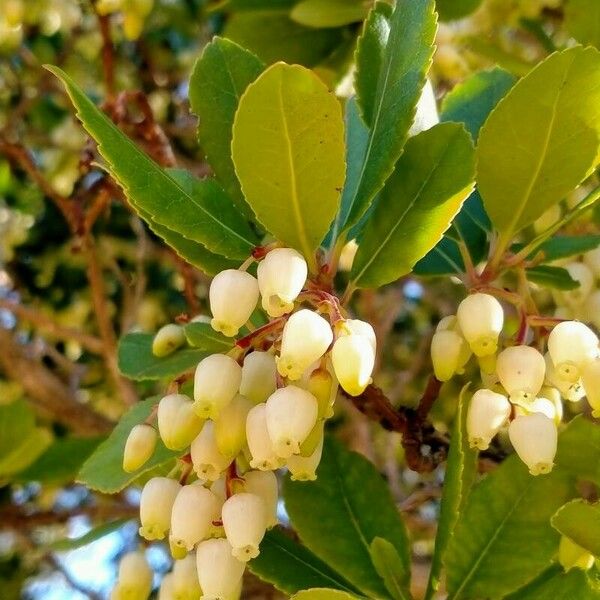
[96,12,116,99]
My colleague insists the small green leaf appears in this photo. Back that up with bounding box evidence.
[565,0,600,49]
[344,0,437,231]
[47,66,259,260]
[50,519,130,551]
[292,589,361,600]
[248,528,360,595]
[351,123,475,288]
[118,333,207,381]
[552,500,600,557]
[189,37,264,218]
[525,265,579,290]
[184,322,233,352]
[369,537,411,600]
[291,0,367,27]
[477,47,600,249]
[284,437,411,598]
[232,63,345,271]
[0,428,53,478]
[513,235,600,263]
[78,396,178,493]
[436,0,483,21]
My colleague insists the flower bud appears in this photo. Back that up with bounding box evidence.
[431,330,471,382]
[558,536,595,572]
[246,404,283,470]
[466,389,511,450]
[123,424,157,473]
[243,470,279,528]
[214,395,252,459]
[583,247,600,278]
[191,422,232,481]
[158,573,175,600]
[331,333,375,396]
[222,492,268,561]
[277,310,333,380]
[581,357,600,418]
[158,394,204,451]
[339,240,358,272]
[265,386,318,458]
[239,352,277,405]
[196,538,245,600]
[547,321,599,382]
[153,324,185,357]
[508,413,557,476]
[209,269,259,337]
[307,367,337,419]
[123,11,145,41]
[288,430,324,481]
[496,345,545,405]
[172,554,202,600]
[139,477,181,541]
[257,248,307,317]
[457,293,504,356]
[113,551,153,600]
[193,354,242,419]
[170,484,222,553]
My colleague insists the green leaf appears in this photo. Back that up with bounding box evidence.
[292,590,360,600]
[78,396,178,493]
[248,528,360,595]
[350,123,475,288]
[343,0,437,231]
[565,0,600,48]
[284,436,411,598]
[232,63,345,271]
[224,12,344,67]
[552,500,600,557]
[17,437,104,484]
[50,519,130,551]
[436,0,483,21]
[46,66,258,260]
[0,428,53,478]
[369,537,411,600]
[525,265,579,290]
[184,322,233,352]
[118,332,207,381]
[425,385,477,600]
[0,399,35,459]
[513,235,600,263]
[477,47,600,250]
[555,416,600,487]
[291,0,367,27]
[189,37,264,218]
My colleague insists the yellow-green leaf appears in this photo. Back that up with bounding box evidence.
[551,499,600,558]
[291,0,367,28]
[292,589,360,600]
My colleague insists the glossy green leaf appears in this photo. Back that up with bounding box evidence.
[425,385,477,600]
[555,416,600,487]
[292,590,360,600]
[118,333,207,381]
[232,63,345,271]
[552,500,600,557]
[50,519,130,551]
[284,436,410,598]
[47,66,258,260]
[565,0,600,48]
[351,123,475,288]
[184,322,233,352]
[248,528,360,595]
[513,234,600,263]
[291,0,367,27]
[0,428,53,478]
[189,37,264,218]
[78,396,178,493]
[369,537,411,600]
[525,265,579,290]
[477,47,600,248]
[344,0,437,231]
[436,0,483,21]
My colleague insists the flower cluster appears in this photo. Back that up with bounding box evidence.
[431,292,600,475]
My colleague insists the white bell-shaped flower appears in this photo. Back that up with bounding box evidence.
[246,403,283,470]
[193,354,242,419]
[158,573,175,600]
[170,483,222,553]
[306,367,337,419]
[158,394,204,451]
[581,357,600,418]
[496,345,545,405]
[123,424,157,473]
[209,269,259,337]
[257,248,307,317]
[466,389,511,450]
[139,477,181,541]
[508,413,557,476]
[153,324,186,357]
[288,431,324,481]
[277,310,333,380]
[431,329,471,382]
[331,333,375,396]
[457,293,504,356]
[222,492,268,561]
[190,422,232,481]
[113,551,153,600]
[341,319,377,353]
[582,290,600,330]
[547,321,599,382]
[196,538,245,600]
[243,470,279,528]
[584,247,600,278]
[520,397,559,423]
[214,394,252,459]
[544,353,586,402]
[265,386,318,458]
[172,554,202,600]
[539,386,564,423]
[239,351,277,405]
[409,79,439,136]
[559,536,595,572]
